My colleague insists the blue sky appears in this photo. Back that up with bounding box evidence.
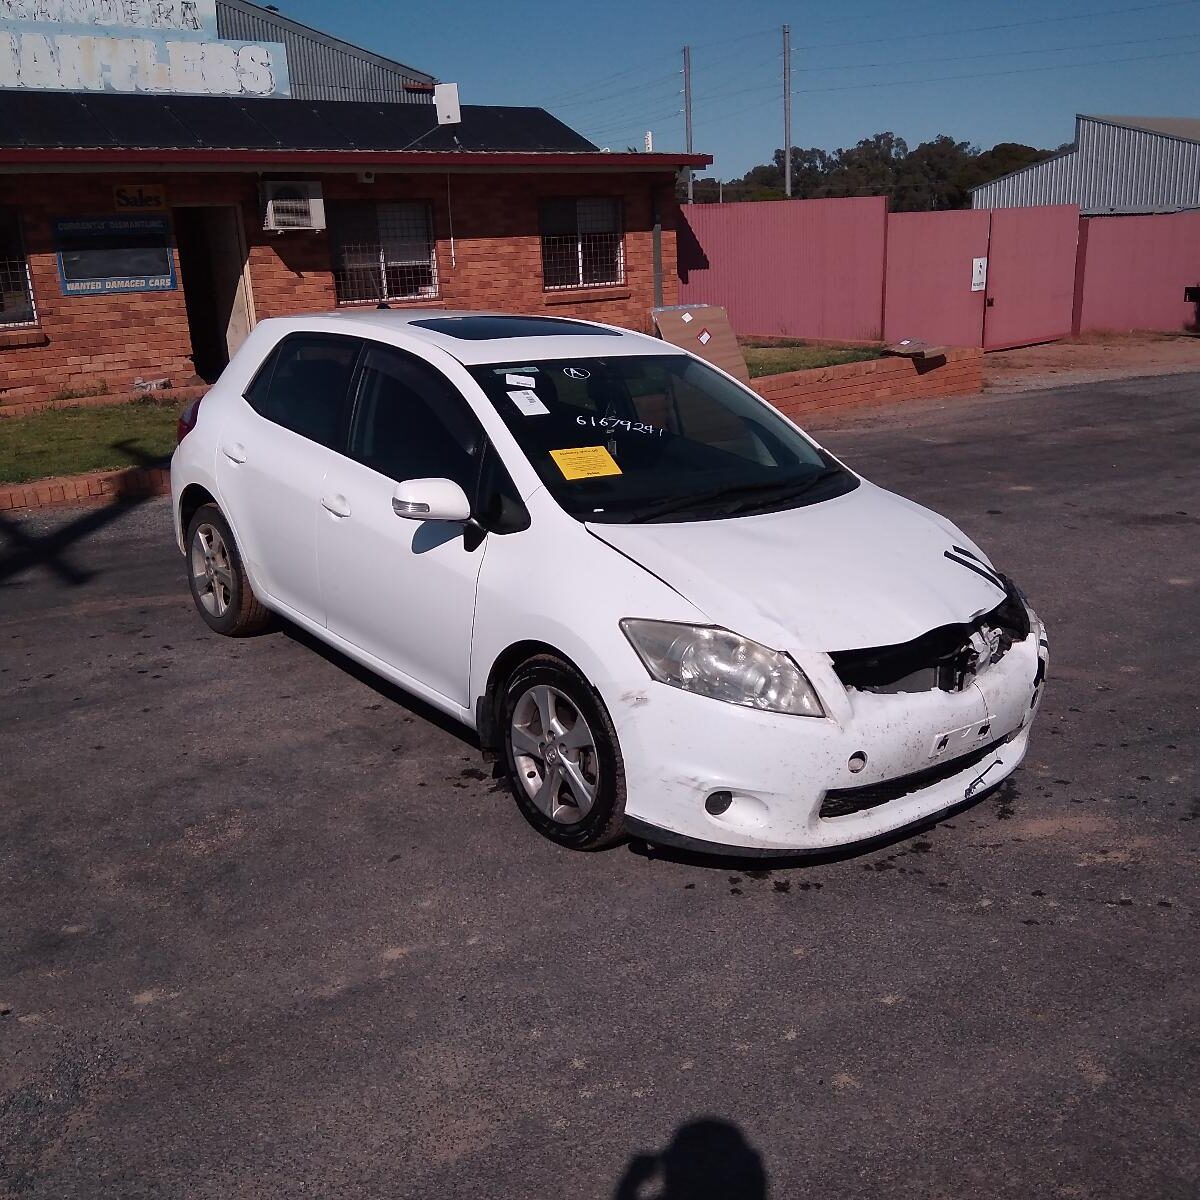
[280,0,1200,177]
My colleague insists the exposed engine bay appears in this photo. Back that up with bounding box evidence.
[829,579,1031,695]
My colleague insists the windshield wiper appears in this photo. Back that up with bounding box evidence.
[627,472,840,524]
[716,466,846,516]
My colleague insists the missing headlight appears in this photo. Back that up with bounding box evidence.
[830,589,1030,696]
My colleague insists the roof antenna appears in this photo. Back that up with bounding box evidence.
[376,302,391,309]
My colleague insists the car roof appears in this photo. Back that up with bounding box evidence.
[264,308,685,365]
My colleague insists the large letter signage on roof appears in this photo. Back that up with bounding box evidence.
[0,0,291,96]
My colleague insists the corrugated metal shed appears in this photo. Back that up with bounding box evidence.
[971,115,1200,214]
[216,0,436,103]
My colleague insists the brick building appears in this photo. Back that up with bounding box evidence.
[0,3,707,407]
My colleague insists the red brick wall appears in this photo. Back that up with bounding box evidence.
[0,169,680,407]
[754,348,984,424]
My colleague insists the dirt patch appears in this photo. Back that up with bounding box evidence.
[984,333,1200,393]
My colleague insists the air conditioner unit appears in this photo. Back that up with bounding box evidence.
[262,181,326,231]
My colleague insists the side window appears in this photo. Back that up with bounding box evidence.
[475,441,530,534]
[348,346,483,489]
[244,333,362,450]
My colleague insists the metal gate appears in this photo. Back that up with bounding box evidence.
[982,206,1078,350]
[883,204,1079,350]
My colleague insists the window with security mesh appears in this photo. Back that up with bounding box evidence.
[329,202,437,304]
[540,198,624,290]
[0,208,36,327]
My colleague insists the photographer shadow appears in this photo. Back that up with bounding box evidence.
[614,1118,767,1199]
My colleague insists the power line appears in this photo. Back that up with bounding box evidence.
[795,30,1200,73]
[796,45,1200,94]
[688,29,1200,110]
[792,0,1198,52]
[696,43,1200,137]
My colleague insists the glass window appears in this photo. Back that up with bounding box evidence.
[348,346,483,490]
[467,354,857,524]
[0,208,36,327]
[54,216,173,294]
[328,202,437,303]
[245,333,362,450]
[539,198,624,289]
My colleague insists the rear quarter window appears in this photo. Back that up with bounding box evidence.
[243,332,363,451]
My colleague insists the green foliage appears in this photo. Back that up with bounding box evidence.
[684,133,1056,211]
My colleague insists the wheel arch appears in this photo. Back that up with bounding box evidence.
[179,483,217,538]
[476,639,591,751]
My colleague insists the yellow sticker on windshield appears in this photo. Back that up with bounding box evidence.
[549,445,622,480]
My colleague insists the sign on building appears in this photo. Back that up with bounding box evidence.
[55,216,176,295]
[0,1,291,96]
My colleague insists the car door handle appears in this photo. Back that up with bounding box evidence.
[220,441,247,464]
[321,494,352,518]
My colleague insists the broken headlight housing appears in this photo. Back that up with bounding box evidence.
[620,619,825,717]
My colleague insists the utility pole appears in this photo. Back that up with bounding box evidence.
[683,44,694,204]
[783,24,792,198]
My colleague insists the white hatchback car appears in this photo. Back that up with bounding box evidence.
[172,310,1048,856]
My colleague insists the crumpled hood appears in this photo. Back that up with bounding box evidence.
[587,481,1007,652]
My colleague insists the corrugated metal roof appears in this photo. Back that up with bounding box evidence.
[1088,114,1200,144]
[971,114,1200,215]
[216,0,436,103]
[0,93,599,153]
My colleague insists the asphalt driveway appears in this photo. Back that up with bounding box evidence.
[1,373,1197,1199]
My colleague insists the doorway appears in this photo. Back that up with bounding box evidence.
[173,206,255,382]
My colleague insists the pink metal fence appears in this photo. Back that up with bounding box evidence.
[680,198,1195,348]
[883,211,990,347]
[983,206,1079,350]
[677,197,888,341]
[1073,211,1200,334]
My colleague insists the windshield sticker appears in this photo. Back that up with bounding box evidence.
[562,366,591,380]
[576,415,664,437]
[505,373,537,388]
[508,389,550,416]
[549,445,622,480]
[681,311,693,323]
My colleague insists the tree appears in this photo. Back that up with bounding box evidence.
[954,142,1056,199]
[689,132,1056,208]
[893,135,973,210]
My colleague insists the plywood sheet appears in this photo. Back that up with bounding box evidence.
[651,304,749,384]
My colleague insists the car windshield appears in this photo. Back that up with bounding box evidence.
[467,354,858,523]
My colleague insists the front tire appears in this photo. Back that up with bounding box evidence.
[500,654,627,850]
[185,503,271,637]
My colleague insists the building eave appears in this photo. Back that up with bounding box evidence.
[0,148,712,171]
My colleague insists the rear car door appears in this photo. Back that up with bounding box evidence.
[215,332,362,625]
[316,344,490,708]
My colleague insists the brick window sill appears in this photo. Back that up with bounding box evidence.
[0,325,48,350]
[543,286,631,306]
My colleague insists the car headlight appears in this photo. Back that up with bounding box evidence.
[620,619,825,717]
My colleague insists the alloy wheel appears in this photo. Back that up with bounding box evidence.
[509,684,599,825]
[190,522,234,618]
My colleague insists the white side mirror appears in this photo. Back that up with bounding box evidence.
[391,478,472,523]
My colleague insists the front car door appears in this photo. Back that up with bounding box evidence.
[214,331,362,625]
[317,343,491,709]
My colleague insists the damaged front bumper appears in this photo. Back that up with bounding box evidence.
[613,617,1048,855]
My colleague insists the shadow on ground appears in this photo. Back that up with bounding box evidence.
[614,1119,768,1199]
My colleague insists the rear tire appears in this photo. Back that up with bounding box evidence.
[500,654,627,851]
[185,503,271,637]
